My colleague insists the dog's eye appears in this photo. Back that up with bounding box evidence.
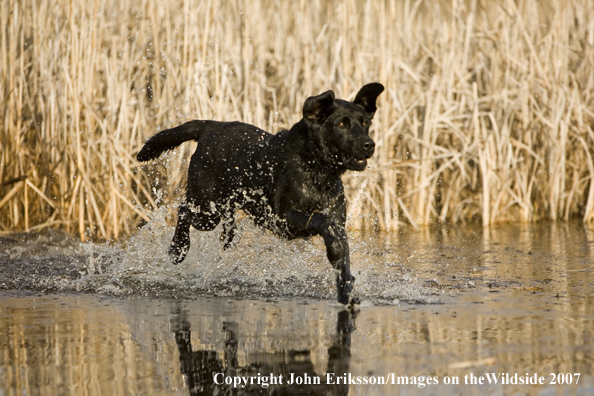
[338,122,345,128]
[362,121,368,127]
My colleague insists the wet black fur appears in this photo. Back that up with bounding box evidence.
[137,83,384,304]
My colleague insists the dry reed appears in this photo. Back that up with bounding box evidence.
[1,0,593,239]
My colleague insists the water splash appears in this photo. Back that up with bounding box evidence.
[1,207,436,305]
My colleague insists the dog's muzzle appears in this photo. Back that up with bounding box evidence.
[347,136,375,170]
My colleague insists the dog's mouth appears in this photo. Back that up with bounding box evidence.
[345,157,368,171]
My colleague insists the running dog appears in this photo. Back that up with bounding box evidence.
[137,83,384,304]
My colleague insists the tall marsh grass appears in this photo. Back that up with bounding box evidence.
[1,0,594,239]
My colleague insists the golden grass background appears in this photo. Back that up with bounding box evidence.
[1,0,594,240]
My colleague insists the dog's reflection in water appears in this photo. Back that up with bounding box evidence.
[172,309,356,396]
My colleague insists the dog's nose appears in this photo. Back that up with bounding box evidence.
[361,139,375,157]
[363,140,375,151]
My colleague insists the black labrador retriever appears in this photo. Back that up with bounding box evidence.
[137,83,384,304]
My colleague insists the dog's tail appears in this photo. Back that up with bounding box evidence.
[137,120,222,162]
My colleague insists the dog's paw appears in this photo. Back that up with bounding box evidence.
[336,274,355,305]
[169,243,189,265]
[349,296,361,306]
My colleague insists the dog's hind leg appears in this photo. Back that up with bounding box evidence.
[220,216,238,249]
[169,203,221,264]
[170,204,193,264]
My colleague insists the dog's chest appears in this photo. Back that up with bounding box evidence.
[298,171,342,209]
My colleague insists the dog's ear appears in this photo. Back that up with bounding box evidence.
[303,90,335,122]
[354,83,384,114]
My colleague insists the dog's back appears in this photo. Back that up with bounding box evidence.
[137,120,269,162]
[185,122,275,211]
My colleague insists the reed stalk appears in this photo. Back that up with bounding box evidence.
[1,0,593,238]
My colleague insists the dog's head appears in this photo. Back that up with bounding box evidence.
[303,83,384,171]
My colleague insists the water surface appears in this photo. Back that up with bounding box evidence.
[1,220,593,395]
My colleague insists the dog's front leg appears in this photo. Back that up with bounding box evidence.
[322,222,354,305]
[285,210,354,304]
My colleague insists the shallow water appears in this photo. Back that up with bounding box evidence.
[1,219,593,395]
